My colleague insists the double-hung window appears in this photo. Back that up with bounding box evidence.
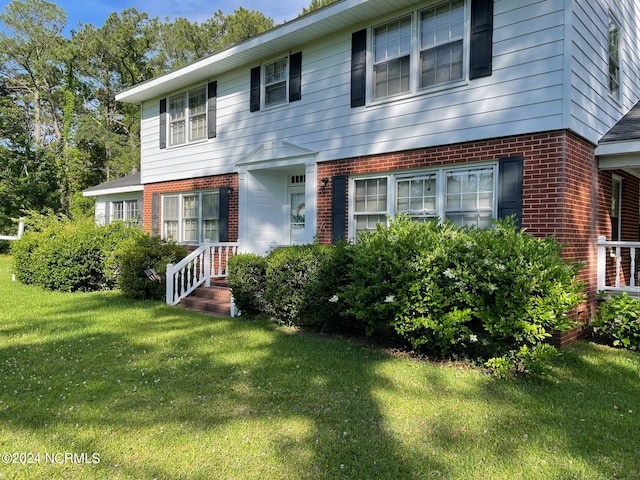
[162,191,220,244]
[420,1,465,88]
[168,86,207,146]
[372,0,466,101]
[352,165,496,240]
[264,58,288,107]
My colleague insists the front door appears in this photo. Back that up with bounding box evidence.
[289,186,305,245]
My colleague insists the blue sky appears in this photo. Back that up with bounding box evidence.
[1,0,314,35]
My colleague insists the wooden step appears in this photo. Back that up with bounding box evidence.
[180,283,231,317]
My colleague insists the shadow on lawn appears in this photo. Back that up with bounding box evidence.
[2,288,639,478]
[0,291,437,479]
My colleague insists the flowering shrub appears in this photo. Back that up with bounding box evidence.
[341,215,584,375]
[593,293,640,350]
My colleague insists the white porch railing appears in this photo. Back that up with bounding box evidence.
[0,219,24,241]
[166,242,238,306]
[597,236,640,295]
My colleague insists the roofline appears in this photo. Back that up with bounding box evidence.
[82,185,144,197]
[115,0,424,104]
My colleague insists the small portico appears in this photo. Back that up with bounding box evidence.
[236,139,319,255]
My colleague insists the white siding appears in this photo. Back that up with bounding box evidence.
[137,0,640,185]
[568,0,640,142]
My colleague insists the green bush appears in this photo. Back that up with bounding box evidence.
[228,253,267,315]
[115,234,188,300]
[263,244,350,329]
[341,215,584,375]
[593,293,640,351]
[11,212,146,292]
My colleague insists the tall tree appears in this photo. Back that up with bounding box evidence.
[0,0,67,216]
[73,8,157,182]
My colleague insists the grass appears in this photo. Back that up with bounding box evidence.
[0,254,639,479]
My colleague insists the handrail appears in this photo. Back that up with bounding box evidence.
[166,242,238,306]
[597,236,640,294]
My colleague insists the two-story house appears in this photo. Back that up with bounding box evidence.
[86,0,640,339]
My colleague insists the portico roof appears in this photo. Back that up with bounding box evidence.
[596,101,640,176]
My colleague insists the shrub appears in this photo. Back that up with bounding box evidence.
[593,293,640,351]
[12,212,148,293]
[116,234,188,300]
[341,215,584,375]
[263,244,350,329]
[227,253,267,315]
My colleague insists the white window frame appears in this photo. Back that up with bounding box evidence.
[110,199,140,224]
[369,0,469,103]
[349,163,498,241]
[162,190,220,244]
[263,57,289,108]
[167,85,207,147]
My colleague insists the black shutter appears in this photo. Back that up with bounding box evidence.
[351,29,367,108]
[207,81,217,139]
[331,175,347,243]
[250,66,261,112]
[498,156,523,227]
[219,187,230,242]
[289,51,302,102]
[159,99,167,149]
[469,0,494,80]
[151,193,159,236]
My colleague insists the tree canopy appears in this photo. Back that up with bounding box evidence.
[0,0,332,233]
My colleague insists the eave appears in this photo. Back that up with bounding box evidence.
[115,0,425,104]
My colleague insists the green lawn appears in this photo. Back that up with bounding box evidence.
[0,255,639,479]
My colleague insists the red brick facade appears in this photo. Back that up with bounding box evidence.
[141,129,640,342]
[143,174,239,242]
[315,129,615,341]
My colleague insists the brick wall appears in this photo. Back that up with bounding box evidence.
[142,174,239,241]
[317,130,601,334]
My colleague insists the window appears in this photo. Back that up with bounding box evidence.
[250,52,302,112]
[420,1,465,88]
[110,199,140,224]
[352,165,496,240]
[168,86,207,146]
[354,178,388,235]
[162,191,220,244]
[264,58,288,106]
[608,12,620,98]
[373,17,412,99]
[372,0,467,101]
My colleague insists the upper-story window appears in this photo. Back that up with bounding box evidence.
[250,52,302,112]
[264,58,288,106]
[372,0,466,101]
[608,12,620,98]
[168,86,207,146]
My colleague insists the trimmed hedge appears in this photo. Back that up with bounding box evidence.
[228,216,585,376]
[12,214,143,292]
[114,234,188,300]
[11,212,187,300]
